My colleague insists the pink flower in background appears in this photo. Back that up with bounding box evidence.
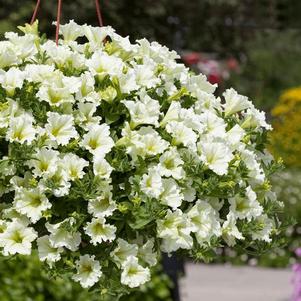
[292,249,301,301]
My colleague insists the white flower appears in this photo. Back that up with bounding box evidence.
[140,168,163,199]
[41,167,71,197]
[84,25,114,50]
[0,219,37,255]
[166,121,197,150]
[121,256,150,288]
[93,157,113,179]
[251,214,274,242]
[24,64,55,83]
[0,67,24,96]
[14,187,51,223]
[80,124,114,156]
[159,178,184,209]
[199,110,226,138]
[84,217,116,245]
[133,62,160,88]
[223,88,252,116]
[186,74,216,96]
[110,238,138,266]
[222,213,244,246]
[72,255,102,288]
[58,19,84,41]
[6,114,36,144]
[160,102,181,127]
[158,147,184,180]
[0,41,18,68]
[27,148,59,178]
[88,191,117,218]
[241,106,272,130]
[61,153,89,181]
[46,218,81,251]
[199,141,233,175]
[45,112,78,146]
[138,127,169,157]
[157,209,193,253]
[75,72,97,101]
[137,239,157,267]
[240,148,265,184]
[188,200,221,245]
[75,102,101,129]
[87,50,124,78]
[229,186,263,221]
[122,92,160,128]
[37,235,63,263]
[226,124,245,150]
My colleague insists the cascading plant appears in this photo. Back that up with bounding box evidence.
[0,20,284,296]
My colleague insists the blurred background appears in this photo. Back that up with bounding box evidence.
[0,0,301,300]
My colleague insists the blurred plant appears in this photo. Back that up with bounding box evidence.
[228,31,301,111]
[270,87,301,167]
[0,253,172,301]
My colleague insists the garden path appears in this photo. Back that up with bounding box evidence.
[181,263,292,301]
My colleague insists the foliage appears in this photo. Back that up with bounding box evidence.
[0,253,172,301]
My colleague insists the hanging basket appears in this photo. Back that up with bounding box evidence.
[0,18,283,295]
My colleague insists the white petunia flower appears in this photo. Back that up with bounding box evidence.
[58,19,84,41]
[46,218,81,251]
[84,25,115,50]
[157,209,193,253]
[122,91,160,128]
[229,186,263,221]
[199,141,233,175]
[159,178,184,209]
[75,102,101,129]
[93,157,113,179]
[0,219,37,255]
[133,61,160,88]
[72,255,102,288]
[223,88,252,116]
[27,148,59,178]
[61,153,89,181]
[0,66,24,96]
[80,124,114,157]
[185,74,217,95]
[88,191,117,218]
[222,213,244,247]
[14,186,51,223]
[160,101,181,127]
[137,238,157,267]
[6,114,36,144]
[251,214,274,242]
[45,112,78,146]
[158,147,184,179]
[84,217,116,245]
[121,256,150,288]
[0,41,18,68]
[188,200,221,245]
[166,121,197,150]
[37,235,63,263]
[199,110,226,138]
[87,50,124,78]
[140,168,163,199]
[110,238,138,267]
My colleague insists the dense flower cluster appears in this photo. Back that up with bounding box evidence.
[270,87,301,167]
[0,21,282,292]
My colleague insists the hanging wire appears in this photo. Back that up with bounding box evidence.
[30,0,41,24]
[95,0,104,27]
[55,0,62,45]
